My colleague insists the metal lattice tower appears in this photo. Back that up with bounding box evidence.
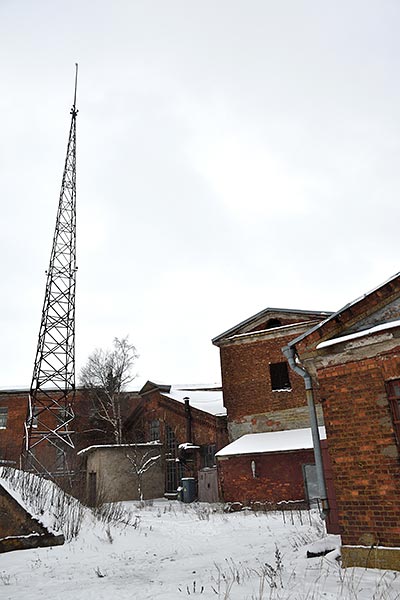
[23,65,79,477]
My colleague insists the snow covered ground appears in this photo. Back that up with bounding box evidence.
[1,472,400,599]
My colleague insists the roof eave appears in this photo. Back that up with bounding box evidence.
[212,308,333,346]
[286,271,400,351]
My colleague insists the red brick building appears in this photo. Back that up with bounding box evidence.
[125,381,228,498]
[0,388,140,484]
[212,308,331,506]
[286,272,400,569]
[216,426,326,507]
[0,382,227,501]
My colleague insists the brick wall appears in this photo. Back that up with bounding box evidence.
[127,388,228,479]
[219,329,323,440]
[227,405,324,440]
[217,449,315,505]
[0,389,140,475]
[314,351,400,547]
[0,391,26,465]
[0,386,228,498]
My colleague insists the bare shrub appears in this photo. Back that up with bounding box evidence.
[93,500,139,529]
[0,572,12,586]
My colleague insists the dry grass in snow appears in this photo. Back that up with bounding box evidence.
[0,470,400,599]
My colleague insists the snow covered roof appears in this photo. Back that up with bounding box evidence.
[0,385,30,392]
[77,441,162,456]
[316,319,400,349]
[215,427,326,457]
[0,385,103,393]
[163,385,226,417]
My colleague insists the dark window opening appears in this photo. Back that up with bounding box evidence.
[149,419,160,441]
[266,318,282,329]
[269,362,291,391]
[387,379,400,445]
[88,472,97,506]
[201,444,216,468]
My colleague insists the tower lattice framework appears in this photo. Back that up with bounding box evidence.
[23,65,78,477]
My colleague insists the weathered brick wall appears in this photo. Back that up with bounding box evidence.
[0,386,228,497]
[227,405,323,440]
[0,389,140,474]
[0,392,27,465]
[219,330,323,439]
[128,389,228,477]
[316,351,400,547]
[217,449,315,504]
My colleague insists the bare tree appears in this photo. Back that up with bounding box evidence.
[79,337,138,444]
[126,447,161,502]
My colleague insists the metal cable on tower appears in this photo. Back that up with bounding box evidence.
[22,65,79,479]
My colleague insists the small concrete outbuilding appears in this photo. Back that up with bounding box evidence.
[78,442,164,505]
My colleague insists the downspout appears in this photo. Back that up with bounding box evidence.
[282,345,329,518]
[184,397,192,444]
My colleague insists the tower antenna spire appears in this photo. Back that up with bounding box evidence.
[23,65,79,481]
[72,63,78,114]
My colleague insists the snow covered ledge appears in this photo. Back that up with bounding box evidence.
[316,319,400,350]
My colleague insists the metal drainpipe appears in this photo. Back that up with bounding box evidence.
[282,345,329,518]
[184,397,192,444]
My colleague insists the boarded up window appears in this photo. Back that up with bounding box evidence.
[269,362,291,391]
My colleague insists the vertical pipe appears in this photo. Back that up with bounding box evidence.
[184,397,192,443]
[282,345,329,517]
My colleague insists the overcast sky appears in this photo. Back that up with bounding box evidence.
[1,1,399,389]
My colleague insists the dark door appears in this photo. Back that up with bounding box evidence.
[88,472,97,506]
